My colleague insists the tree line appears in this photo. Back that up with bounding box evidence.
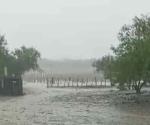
[93,14,150,94]
[0,35,40,77]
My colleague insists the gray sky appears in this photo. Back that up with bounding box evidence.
[0,0,149,60]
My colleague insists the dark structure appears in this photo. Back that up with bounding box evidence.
[0,76,23,96]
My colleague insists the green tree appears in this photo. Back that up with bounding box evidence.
[93,55,115,86]
[13,46,41,76]
[0,35,41,77]
[112,15,150,93]
[0,35,8,76]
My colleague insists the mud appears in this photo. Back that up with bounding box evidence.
[0,83,150,125]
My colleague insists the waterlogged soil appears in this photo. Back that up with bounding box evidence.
[0,83,150,125]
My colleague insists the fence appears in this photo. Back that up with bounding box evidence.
[30,77,110,88]
[0,76,23,95]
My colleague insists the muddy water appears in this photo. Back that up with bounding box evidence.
[0,83,150,125]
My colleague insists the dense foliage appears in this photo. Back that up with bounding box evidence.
[93,15,150,93]
[0,35,40,77]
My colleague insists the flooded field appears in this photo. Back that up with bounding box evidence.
[0,83,150,125]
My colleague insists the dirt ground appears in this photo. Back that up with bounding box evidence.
[0,83,150,125]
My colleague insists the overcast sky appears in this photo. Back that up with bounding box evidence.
[0,0,149,60]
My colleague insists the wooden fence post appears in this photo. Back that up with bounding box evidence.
[95,77,97,87]
[46,78,49,88]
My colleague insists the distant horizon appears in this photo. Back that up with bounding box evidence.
[40,57,100,61]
